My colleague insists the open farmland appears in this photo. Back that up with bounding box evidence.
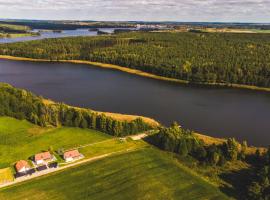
[0,148,229,200]
[0,117,111,168]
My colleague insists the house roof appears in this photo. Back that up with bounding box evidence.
[35,151,52,161]
[64,150,80,159]
[15,160,30,172]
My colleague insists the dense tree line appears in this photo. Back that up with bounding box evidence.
[247,148,270,199]
[147,122,246,166]
[1,32,270,87]
[0,27,29,34]
[0,21,135,30]
[0,83,152,136]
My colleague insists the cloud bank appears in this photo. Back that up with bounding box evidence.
[0,0,269,22]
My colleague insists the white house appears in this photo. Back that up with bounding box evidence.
[15,160,30,173]
[63,149,82,162]
[34,151,53,165]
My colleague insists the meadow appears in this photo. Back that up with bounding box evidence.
[0,23,30,31]
[0,168,13,184]
[0,117,111,168]
[0,116,246,199]
[0,148,229,200]
[0,23,35,38]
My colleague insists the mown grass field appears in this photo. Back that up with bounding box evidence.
[0,168,13,184]
[0,148,229,200]
[0,117,111,168]
[80,138,146,157]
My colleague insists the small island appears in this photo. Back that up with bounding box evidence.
[97,30,110,35]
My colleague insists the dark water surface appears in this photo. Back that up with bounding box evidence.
[0,59,270,146]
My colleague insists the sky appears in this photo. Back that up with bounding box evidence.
[0,0,269,23]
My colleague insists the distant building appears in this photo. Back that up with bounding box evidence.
[34,152,53,165]
[136,24,169,30]
[15,160,30,173]
[63,149,83,162]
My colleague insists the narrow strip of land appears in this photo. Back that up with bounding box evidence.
[1,55,270,92]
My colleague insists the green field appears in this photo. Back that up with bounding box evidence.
[0,116,230,199]
[0,148,229,200]
[0,117,111,168]
[0,33,37,38]
[0,23,30,31]
[0,23,34,38]
[0,168,13,184]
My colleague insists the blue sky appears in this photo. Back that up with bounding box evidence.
[0,0,269,22]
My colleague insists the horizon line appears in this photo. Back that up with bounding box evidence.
[0,18,270,24]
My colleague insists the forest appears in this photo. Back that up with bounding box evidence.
[146,122,270,199]
[0,83,152,137]
[1,31,270,87]
[0,21,135,30]
[147,122,246,167]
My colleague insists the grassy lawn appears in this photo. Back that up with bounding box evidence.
[0,117,111,168]
[79,138,147,158]
[248,29,270,33]
[0,33,37,38]
[0,33,28,38]
[0,168,13,184]
[0,23,34,38]
[0,148,229,200]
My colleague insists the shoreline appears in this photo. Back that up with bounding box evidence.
[1,55,270,93]
[0,79,265,151]
[42,98,160,128]
[0,33,38,39]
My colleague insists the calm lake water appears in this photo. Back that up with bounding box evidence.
[0,59,270,146]
[0,28,130,43]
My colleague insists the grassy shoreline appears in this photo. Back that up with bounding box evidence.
[42,91,264,151]
[0,33,38,39]
[1,55,270,92]
[42,98,160,128]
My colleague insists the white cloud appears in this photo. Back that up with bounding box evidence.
[0,0,269,22]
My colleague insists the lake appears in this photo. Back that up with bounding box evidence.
[0,28,132,43]
[0,59,270,146]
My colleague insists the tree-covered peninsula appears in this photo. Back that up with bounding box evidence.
[0,83,153,137]
[1,32,270,88]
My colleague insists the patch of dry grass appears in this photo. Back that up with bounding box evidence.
[195,133,265,155]
[96,111,160,127]
[195,133,226,146]
[41,98,160,128]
